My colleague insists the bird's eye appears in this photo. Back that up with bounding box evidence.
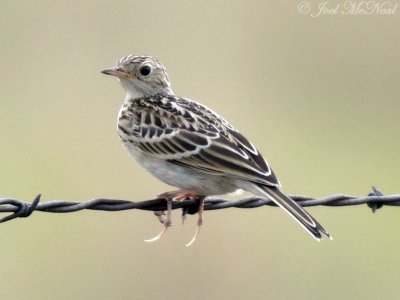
[139,65,151,76]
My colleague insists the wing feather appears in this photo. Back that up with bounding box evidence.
[131,97,280,187]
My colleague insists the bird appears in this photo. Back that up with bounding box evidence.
[101,55,331,246]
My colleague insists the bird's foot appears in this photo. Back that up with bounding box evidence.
[145,198,173,243]
[145,190,205,246]
[154,211,166,224]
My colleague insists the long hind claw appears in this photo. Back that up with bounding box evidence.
[185,197,205,247]
[144,225,170,243]
[185,225,200,247]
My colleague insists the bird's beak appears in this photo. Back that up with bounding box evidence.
[101,66,130,78]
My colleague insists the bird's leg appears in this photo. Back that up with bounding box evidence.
[185,196,205,247]
[145,189,202,243]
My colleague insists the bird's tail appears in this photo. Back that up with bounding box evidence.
[255,185,331,241]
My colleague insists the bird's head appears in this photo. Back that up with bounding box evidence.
[102,55,172,98]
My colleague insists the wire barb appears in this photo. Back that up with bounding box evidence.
[0,194,41,223]
[0,187,398,224]
[367,186,384,213]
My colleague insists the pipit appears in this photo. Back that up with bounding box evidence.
[102,55,331,246]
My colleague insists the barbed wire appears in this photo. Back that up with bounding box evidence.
[0,187,398,224]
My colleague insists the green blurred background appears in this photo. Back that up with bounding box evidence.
[1,1,399,299]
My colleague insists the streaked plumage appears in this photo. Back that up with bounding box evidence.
[102,55,331,244]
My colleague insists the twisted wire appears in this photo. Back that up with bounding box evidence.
[0,187,398,224]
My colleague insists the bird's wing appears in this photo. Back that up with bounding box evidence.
[132,97,280,187]
[169,130,280,187]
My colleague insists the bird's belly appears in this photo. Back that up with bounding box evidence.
[122,142,238,196]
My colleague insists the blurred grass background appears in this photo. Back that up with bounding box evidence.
[0,1,399,299]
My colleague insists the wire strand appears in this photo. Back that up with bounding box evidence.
[0,187,398,224]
